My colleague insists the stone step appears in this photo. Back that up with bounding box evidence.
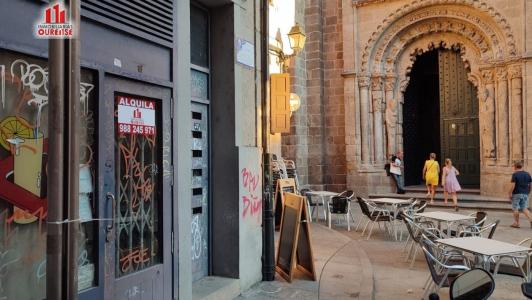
[404,185,480,195]
[369,192,511,212]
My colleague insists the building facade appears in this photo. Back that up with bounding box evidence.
[281,0,532,198]
[0,0,265,299]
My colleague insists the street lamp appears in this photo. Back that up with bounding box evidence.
[271,23,306,72]
[287,23,306,55]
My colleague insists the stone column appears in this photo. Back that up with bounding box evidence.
[358,75,371,165]
[371,76,384,163]
[508,65,523,161]
[480,69,496,159]
[496,67,509,165]
[384,75,397,157]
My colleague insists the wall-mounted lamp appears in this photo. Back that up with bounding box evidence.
[287,24,306,55]
[289,93,301,113]
[271,23,306,72]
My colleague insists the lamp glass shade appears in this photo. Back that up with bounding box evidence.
[289,93,301,112]
[287,24,306,52]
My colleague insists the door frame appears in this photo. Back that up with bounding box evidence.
[101,75,173,299]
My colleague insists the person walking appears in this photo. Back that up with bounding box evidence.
[508,161,532,228]
[390,151,405,194]
[422,153,440,203]
[442,158,461,211]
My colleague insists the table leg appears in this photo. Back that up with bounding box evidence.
[483,255,490,271]
[322,195,327,222]
[527,254,531,282]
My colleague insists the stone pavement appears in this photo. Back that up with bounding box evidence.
[240,205,532,300]
[238,223,374,299]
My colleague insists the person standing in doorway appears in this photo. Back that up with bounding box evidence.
[508,161,532,228]
[390,151,405,194]
[423,153,440,203]
[442,158,461,211]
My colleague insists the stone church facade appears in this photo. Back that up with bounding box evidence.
[280,0,532,197]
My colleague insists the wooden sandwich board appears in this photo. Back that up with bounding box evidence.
[274,178,296,231]
[275,192,316,282]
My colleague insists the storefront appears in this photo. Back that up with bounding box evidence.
[0,0,265,299]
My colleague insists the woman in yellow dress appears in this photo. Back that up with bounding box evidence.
[422,153,440,203]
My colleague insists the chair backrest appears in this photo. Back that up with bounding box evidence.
[330,196,348,214]
[357,197,371,217]
[420,238,444,282]
[416,200,427,213]
[475,211,487,226]
[343,190,355,200]
[405,218,421,243]
[487,220,499,239]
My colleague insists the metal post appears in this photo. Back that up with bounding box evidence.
[66,0,81,298]
[47,29,65,300]
[260,0,275,281]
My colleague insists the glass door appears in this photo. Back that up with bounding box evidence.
[102,76,172,299]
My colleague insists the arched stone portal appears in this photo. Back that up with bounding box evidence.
[349,0,523,197]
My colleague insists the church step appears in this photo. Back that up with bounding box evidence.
[403,185,480,195]
[369,192,512,212]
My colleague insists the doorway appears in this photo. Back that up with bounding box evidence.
[102,77,173,299]
[403,49,480,187]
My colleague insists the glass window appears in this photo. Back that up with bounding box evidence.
[190,5,209,68]
[0,50,97,298]
[191,70,209,100]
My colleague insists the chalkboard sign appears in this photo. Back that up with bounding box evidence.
[296,201,316,280]
[274,178,296,231]
[276,193,316,282]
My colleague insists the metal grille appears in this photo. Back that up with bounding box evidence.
[81,0,173,44]
[116,104,161,277]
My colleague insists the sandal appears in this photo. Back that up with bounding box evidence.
[510,224,520,228]
[454,206,459,212]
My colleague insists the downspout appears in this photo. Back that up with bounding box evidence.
[66,0,81,298]
[47,22,65,300]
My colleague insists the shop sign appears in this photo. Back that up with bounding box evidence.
[117,96,156,136]
[34,2,74,39]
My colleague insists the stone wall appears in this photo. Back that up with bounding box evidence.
[299,0,530,197]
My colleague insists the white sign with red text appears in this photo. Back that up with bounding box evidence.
[117,96,156,136]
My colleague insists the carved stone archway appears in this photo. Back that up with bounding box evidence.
[353,0,524,196]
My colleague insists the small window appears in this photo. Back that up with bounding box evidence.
[192,112,202,120]
[193,169,202,176]
[192,150,202,157]
[192,188,203,196]
[192,131,202,139]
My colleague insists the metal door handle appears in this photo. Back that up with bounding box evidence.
[106,192,116,242]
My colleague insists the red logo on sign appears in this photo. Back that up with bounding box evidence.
[45,4,66,24]
[34,2,74,39]
[133,108,142,119]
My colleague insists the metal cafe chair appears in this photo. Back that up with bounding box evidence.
[327,195,354,231]
[420,236,470,299]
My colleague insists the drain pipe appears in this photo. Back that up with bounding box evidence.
[66,0,81,298]
[260,0,275,281]
[47,28,65,300]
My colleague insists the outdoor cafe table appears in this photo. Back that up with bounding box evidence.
[415,211,475,237]
[371,198,413,240]
[437,236,532,281]
[305,191,338,222]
